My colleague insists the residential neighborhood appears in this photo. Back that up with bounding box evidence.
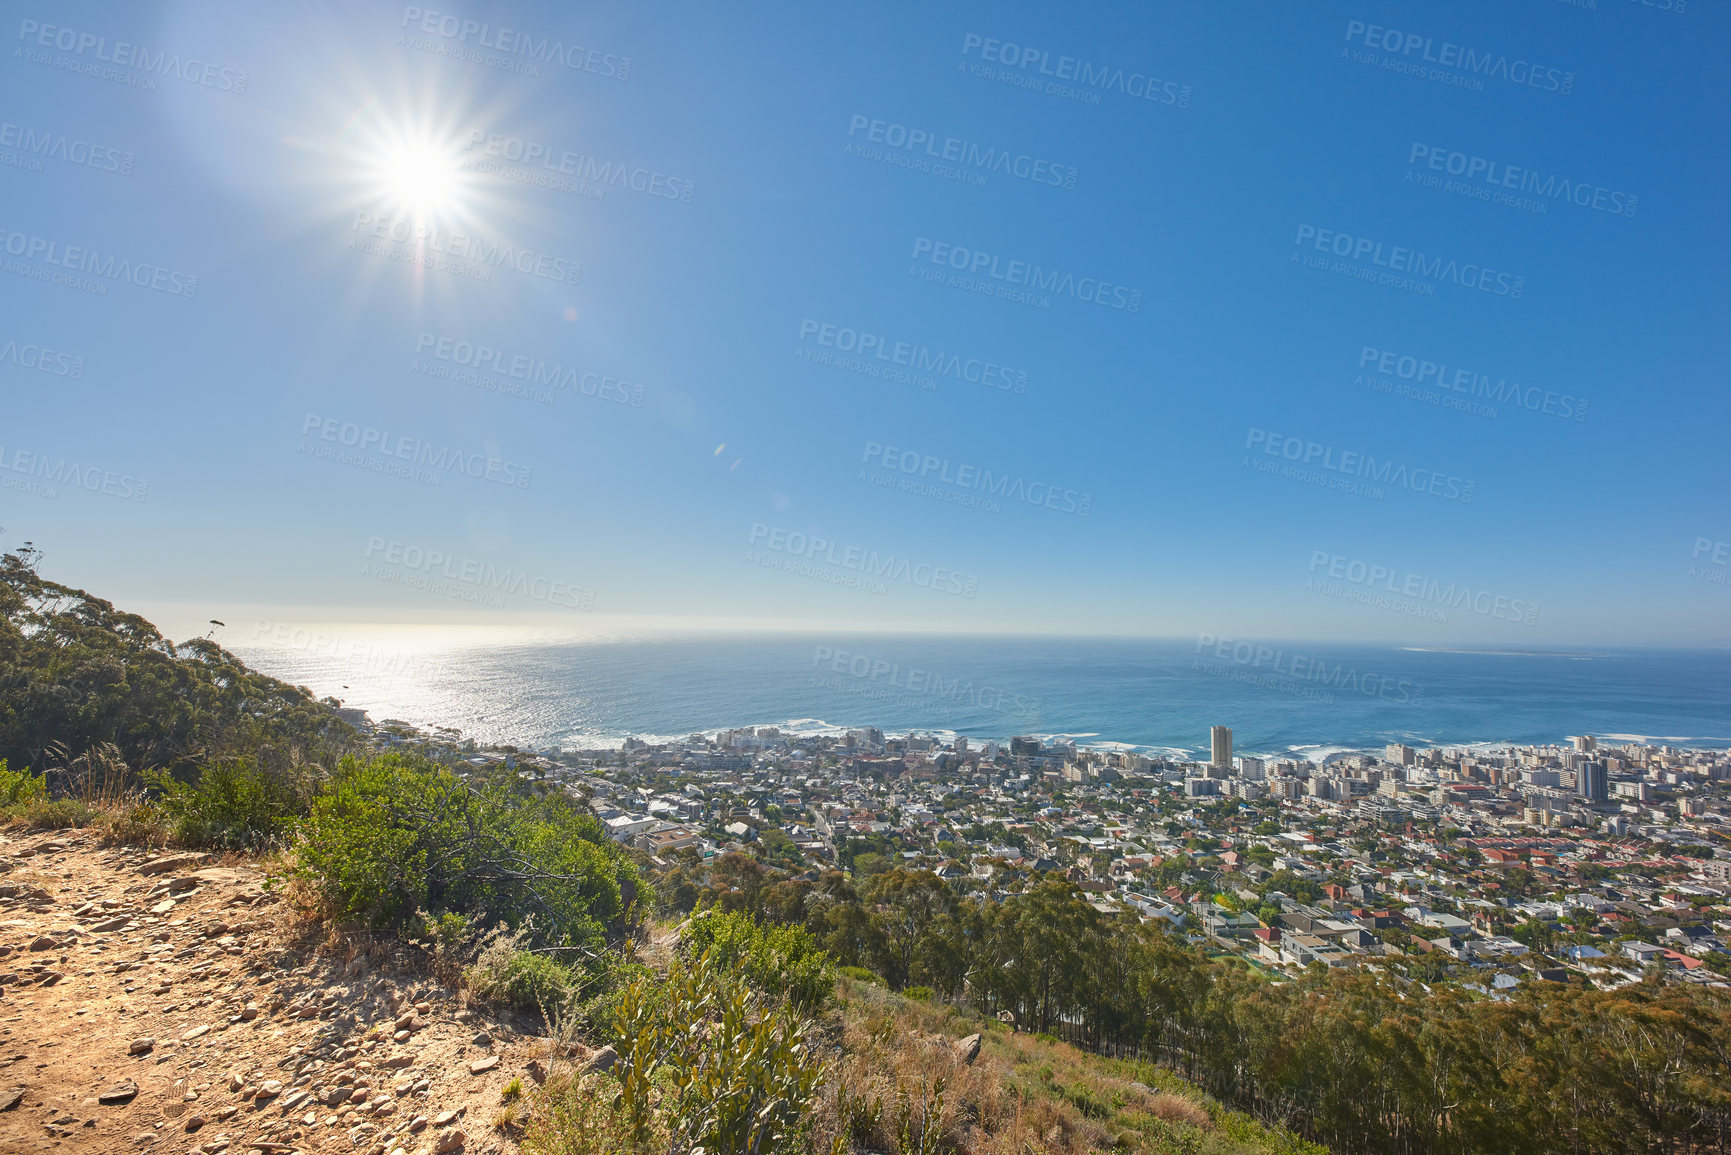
[365,717,1731,991]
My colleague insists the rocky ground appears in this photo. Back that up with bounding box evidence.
[0,828,579,1155]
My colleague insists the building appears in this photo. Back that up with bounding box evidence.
[1573,735,1597,753]
[1385,744,1415,766]
[1211,726,1233,770]
[1577,761,1609,803]
[1236,756,1266,781]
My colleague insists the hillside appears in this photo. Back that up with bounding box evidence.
[0,553,1313,1155]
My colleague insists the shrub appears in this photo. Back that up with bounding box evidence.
[611,950,825,1155]
[296,754,641,957]
[0,760,47,806]
[467,927,578,1020]
[681,908,835,1012]
[522,1072,641,1155]
[4,797,99,829]
[838,966,885,987]
[147,757,298,849]
[1148,1091,1212,1130]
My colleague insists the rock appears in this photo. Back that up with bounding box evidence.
[380,1054,413,1069]
[470,1032,492,1047]
[149,901,176,915]
[140,853,207,875]
[184,1114,207,1132]
[434,1127,468,1153]
[255,1079,284,1098]
[228,1073,243,1092]
[954,1033,982,1065]
[394,1013,415,1032]
[408,1115,429,1132]
[468,1056,498,1074]
[91,917,128,933]
[183,1024,211,1040]
[0,1087,22,1111]
[239,1003,259,1021]
[129,1038,156,1055]
[28,935,56,951]
[582,1045,618,1074]
[392,1030,410,1044]
[99,1080,139,1105]
[433,1110,460,1126]
[526,1058,548,1085]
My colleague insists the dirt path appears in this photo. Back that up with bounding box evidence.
[0,829,551,1155]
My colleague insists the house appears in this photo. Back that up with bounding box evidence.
[639,826,700,855]
[1622,941,1667,965]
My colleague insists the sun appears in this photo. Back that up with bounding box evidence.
[370,137,465,219]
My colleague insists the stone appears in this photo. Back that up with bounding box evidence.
[183,1024,211,1040]
[954,1033,982,1065]
[526,1058,548,1085]
[256,1079,284,1098]
[139,853,206,875]
[149,901,176,915]
[434,1127,467,1153]
[184,1114,207,1132]
[408,1115,429,1132]
[129,1038,156,1055]
[582,1045,617,1074]
[28,935,56,951]
[91,917,128,933]
[468,1056,498,1074]
[99,1080,140,1105]
[433,1110,459,1127]
[470,1032,491,1047]
[0,1087,22,1111]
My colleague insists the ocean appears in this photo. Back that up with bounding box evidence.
[231,635,1731,760]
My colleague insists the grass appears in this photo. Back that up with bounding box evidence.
[811,978,1326,1155]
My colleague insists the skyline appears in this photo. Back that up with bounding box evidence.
[4,1,1730,646]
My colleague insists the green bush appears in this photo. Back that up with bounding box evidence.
[5,797,99,829]
[147,757,298,850]
[838,966,885,987]
[297,754,642,958]
[0,760,46,807]
[681,908,835,1012]
[612,950,825,1155]
[468,928,578,1018]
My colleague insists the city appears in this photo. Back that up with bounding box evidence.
[364,715,1731,992]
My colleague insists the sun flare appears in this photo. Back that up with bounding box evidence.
[370,137,464,218]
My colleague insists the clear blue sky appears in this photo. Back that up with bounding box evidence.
[3,0,1727,645]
